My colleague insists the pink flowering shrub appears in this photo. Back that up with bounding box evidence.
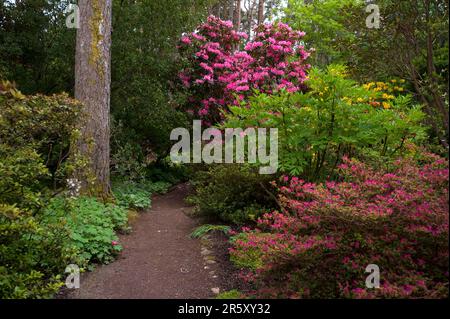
[230,153,449,298]
[178,16,310,124]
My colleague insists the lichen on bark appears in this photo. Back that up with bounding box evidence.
[88,0,105,79]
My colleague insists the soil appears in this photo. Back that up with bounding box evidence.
[62,183,244,299]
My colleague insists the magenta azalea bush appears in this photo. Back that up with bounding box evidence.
[230,152,449,298]
[178,16,310,125]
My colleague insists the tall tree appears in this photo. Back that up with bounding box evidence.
[243,0,257,35]
[233,0,241,29]
[75,0,112,196]
[228,0,235,20]
[257,0,264,25]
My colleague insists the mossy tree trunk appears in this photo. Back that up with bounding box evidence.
[75,0,112,197]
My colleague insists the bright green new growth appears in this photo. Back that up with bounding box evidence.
[223,64,426,179]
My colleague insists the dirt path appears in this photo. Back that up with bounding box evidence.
[66,184,225,299]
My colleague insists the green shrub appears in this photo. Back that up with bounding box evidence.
[145,158,193,185]
[0,144,49,210]
[42,197,128,264]
[112,179,172,211]
[0,81,84,298]
[113,182,152,210]
[187,164,276,224]
[223,65,427,180]
[111,140,149,182]
[0,204,77,299]
[111,120,155,182]
[0,80,82,189]
[141,180,172,194]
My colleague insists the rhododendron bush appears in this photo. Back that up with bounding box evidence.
[177,16,311,124]
[230,153,449,298]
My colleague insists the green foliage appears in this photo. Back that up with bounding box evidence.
[223,65,427,180]
[146,159,193,185]
[229,232,266,271]
[0,0,76,95]
[113,182,152,210]
[0,144,49,210]
[285,0,362,67]
[0,80,82,191]
[112,178,172,214]
[111,123,149,181]
[187,164,276,224]
[0,81,104,298]
[0,81,133,298]
[0,204,77,299]
[112,178,172,209]
[190,224,231,239]
[111,120,193,185]
[111,0,210,159]
[1,0,211,162]
[215,289,244,299]
[285,0,449,145]
[42,197,128,264]
[142,180,172,194]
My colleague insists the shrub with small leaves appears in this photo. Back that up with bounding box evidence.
[230,152,449,298]
[0,204,77,298]
[187,164,276,224]
[0,80,84,298]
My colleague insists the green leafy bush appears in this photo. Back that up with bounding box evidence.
[42,197,128,264]
[0,81,84,298]
[187,164,276,224]
[145,161,191,185]
[112,179,172,211]
[0,204,77,299]
[113,182,152,210]
[141,180,172,194]
[0,81,130,297]
[111,133,149,182]
[0,80,82,189]
[0,144,49,210]
[223,65,427,180]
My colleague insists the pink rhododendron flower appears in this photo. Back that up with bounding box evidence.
[177,16,311,123]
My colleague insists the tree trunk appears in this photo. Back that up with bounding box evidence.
[228,0,235,21]
[257,0,264,25]
[75,0,112,197]
[233,0,241,30]
[246,0,255,36]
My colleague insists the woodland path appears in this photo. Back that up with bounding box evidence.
[66,184,229,299]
